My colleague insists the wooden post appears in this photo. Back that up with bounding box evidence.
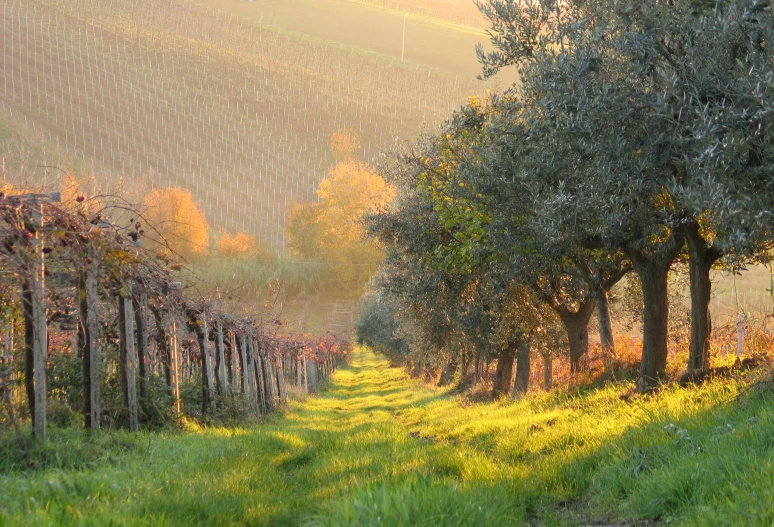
[298,353,306,392]
[251,338,266,414]
[151,305,172,392]
[80,270,101,430]
[239,335,252,405]
[185,346,191,383]
[119,295,139,432]
[229,332,238,389]
[306,358,317,393]
[133,296,150,411]
[216,321,227,397]
[171,319,181,415]
[276,354,287,404]
[264,350,278,407]
[543,353,553,391]
[2,326,12,403]
[30,204,47,442]
[198,318,215,414]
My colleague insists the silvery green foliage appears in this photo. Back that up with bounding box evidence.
[368,0,774,379]
[479,0,774,261]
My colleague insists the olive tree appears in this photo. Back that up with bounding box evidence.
[476,0,774,388]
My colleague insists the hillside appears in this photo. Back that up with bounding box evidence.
[0,0,496,247]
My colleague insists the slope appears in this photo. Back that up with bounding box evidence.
[0,0,494,247]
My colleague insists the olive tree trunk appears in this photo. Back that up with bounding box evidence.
[438,358,458,387]
[513,339,530,395]
[624,232,684,392]
[596,288,615,353]
[492,343,516,398]
[683,223,722,375]
[542,352,553,390]
[557,300,596,373]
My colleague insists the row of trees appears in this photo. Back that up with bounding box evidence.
[361,0,774,393]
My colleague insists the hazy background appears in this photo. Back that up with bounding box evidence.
[0,0,509,248]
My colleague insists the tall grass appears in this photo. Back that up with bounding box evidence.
[2,347,773,526]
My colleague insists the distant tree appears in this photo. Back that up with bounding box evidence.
[143,187,210,261]
[285,202,326,261]
[330,128,362,162]
[216,229,259,258]
[285,134,394,298]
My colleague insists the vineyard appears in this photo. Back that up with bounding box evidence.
[347,0,487,28]
[0,191,351,444]
[0,0,491,247]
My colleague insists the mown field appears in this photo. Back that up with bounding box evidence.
[3,347,774,526]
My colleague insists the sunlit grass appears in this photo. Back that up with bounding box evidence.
[2,347,774,526]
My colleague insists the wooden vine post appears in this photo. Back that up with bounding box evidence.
[2,326,12,397]
[229,332,238,391]
[133,295,150,411]
[216,320,227,397]
[239,334,254,409]
[118,291,139,432]
[250,337,266,414]
[79,267,101,431]
[171,319,181,414]
[274,349,282,402]
[26,193,59,442]
[1,325,16,432]
[311,357,320,393]
[298,352,306,393]
[197,317,215,414]
[262,345,278,408]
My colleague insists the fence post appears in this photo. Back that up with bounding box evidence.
[276,352,287,404]
[229,332,239,390]
[2,326,12,403]
[81,270,101,430]
[306,358,317,393]
[119,294,139,432]
[133,295,150,411]
[216,321,227,397]
[737,313,744,357]
[264,348,278,407]
[171,319,181,415]
[239,334,251,403]
[299,352,306,392]
[31,204,47,442]
[198,318,216,414]
[251,338,267,413]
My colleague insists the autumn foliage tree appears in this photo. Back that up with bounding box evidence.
[285,131,394,298]
[216,229,259,258]
[143,187,210,261]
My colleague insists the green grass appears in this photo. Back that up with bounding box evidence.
[2,347,774,526]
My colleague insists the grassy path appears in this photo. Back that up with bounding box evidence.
[0,348,514,526]
[3,347,774,526]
